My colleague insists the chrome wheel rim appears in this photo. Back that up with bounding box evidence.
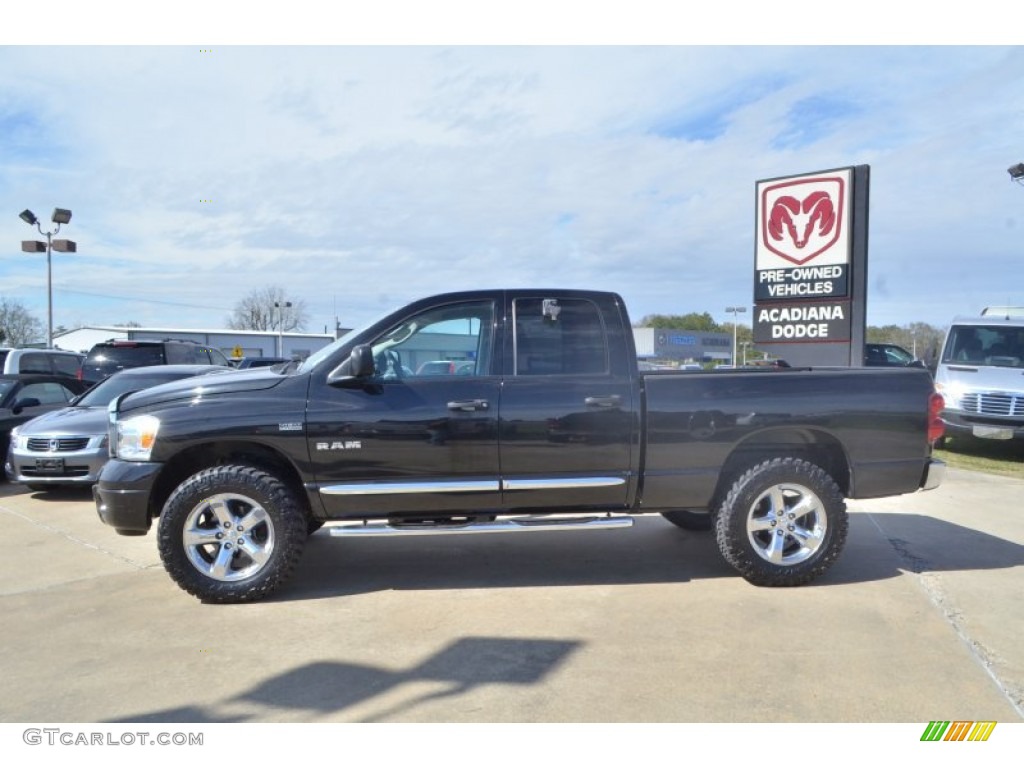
[746,482,827,565]
[183,493,275,582]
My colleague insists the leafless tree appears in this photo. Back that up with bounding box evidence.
[227,286,309,332]
[0,296,45,346]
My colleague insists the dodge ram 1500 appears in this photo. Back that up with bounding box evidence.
[94,289,945,602]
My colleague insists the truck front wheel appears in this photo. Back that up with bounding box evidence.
[157,465,307,603]
[714,457,848,587]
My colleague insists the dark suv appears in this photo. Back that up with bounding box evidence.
[80,340,232,385]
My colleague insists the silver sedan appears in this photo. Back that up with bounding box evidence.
[5,364,230,491]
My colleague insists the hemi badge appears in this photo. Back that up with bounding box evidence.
[278,423,303,432]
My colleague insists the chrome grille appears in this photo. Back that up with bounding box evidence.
[26,437,90,453]
[959,392,1024,417]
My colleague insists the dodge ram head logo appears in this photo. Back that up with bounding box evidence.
[761,176,845,265]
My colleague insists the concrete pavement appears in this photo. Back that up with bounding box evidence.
[0,468,1021,723]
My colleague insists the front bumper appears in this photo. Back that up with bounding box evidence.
[94,459,164,535]
[941,411,1024,441]
[6,444,108,486]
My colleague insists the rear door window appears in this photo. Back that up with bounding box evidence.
[165,344,198,364]
[19,353,53,374]
[51,355,82,377]
[513,298,609,376]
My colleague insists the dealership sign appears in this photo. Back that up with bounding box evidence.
[752,165,868,366]
[755,169,852,302]
[753,300,852,343]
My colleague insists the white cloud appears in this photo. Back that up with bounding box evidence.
[2,45,1022,339]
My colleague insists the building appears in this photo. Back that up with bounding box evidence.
[53,325,336,362]
[632,327,733,364]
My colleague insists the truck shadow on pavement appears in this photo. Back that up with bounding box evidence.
[279,513,1024,600]
[114,636,581,723]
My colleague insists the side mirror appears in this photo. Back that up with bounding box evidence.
[12,397,42,414]
[327,344,376,385]
[349,345,375,377]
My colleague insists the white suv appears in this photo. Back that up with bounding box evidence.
[0,348,84,378]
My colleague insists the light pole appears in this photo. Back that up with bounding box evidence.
[274,300,292,357]
[725,306,746,366]
[19,207,75,348]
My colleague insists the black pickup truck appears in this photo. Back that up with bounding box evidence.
[94,289,945,602]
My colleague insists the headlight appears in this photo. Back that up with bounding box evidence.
[8,426,26,450]
[115,415,161,461]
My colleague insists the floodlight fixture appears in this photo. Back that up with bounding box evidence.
[275,300,294,357]
[18,204,76,348]
[1009,163,1024,185]
[725,306,747,367]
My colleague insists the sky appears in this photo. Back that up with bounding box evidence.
[1,4,1022,341]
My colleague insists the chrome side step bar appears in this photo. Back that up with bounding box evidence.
[325,515,634,537]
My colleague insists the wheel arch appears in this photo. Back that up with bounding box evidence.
[148,441,311,522]
[713,427,852,507]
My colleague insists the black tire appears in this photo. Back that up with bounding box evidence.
[714,457,848,587]
[157,464,307,603]
[661,510,713,531]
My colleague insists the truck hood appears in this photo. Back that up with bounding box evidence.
[118,368,290,413]
[13,405,108,436]
[937,364,1024,396]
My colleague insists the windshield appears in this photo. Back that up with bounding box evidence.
[76,371,206,407]
[942,325,1024,369]
[0,380,13,401]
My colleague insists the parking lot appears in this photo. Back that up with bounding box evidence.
[1,467,1022,724]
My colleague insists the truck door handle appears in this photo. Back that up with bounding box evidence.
[584,395,622,408]
[447,399,490,412]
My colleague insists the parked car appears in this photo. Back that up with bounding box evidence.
[864,343,923,368]
[0,348,84,377]
[5,364,231,491]
[0,374,89,464]
[934,308,1024,441]
[79,339,232,385]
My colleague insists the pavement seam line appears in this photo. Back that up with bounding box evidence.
[0,502,152,570]
[864,511,1024,719]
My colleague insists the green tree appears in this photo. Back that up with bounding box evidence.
[636,312,723,332]
[0,296,44,346]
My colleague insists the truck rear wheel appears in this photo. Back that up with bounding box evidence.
[714,457,847,587]
[157,465,307,603]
